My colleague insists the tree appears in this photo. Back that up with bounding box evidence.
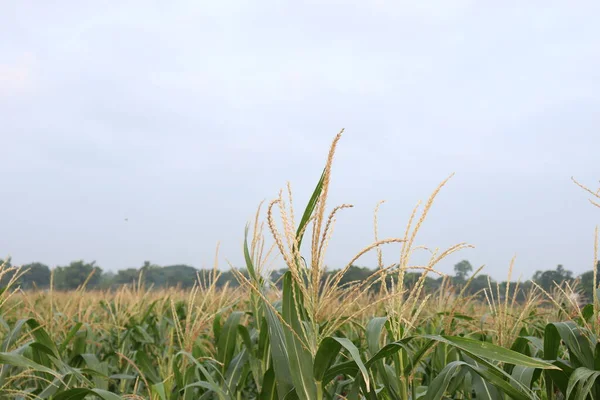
[467,274,493,295]
[162,264,199,289]
[19,263,51,289]
[578,262,600,301]
[1,257,11,268]
[454,260,473,282]
[215,269,244,288]
[334,265,373,286]
[54,260,102,290]
[532,264,574,292]
[113,268,142,286]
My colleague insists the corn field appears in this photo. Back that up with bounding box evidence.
[1,132,599,399]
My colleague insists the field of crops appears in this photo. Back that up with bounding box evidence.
[1,132,599,399]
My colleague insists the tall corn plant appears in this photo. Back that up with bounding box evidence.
[238,132,559,400]
[538,177,600,400]
[237,131,400,399]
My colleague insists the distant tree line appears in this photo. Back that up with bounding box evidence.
[1,257,599,302]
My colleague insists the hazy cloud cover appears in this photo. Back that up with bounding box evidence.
[1,1,598,280]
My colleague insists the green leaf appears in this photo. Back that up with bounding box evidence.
[322,360,359,385]
[151,382,168,400]
[175,351,228,400]
[422,361,463,400]
[135,350,161,384]
[225,348,249,393]
[1,319,30,352]
[79,353,109,389]
[544,322,594,368]
[217,311,244,372]
[511,365,540,390]
[423,360,533,400]
[365,317,387,358]
[364,317,400,399]
[582,304,594,322]
[313,337,342,382]
[52,388,123,400]
[281,272,317,400]
[295,169,325,248]
[182,382,229,400]
[244,225,258,282]
[331,337,370,392]
[260,367,278,400]
[426,335,559,369]
[566,367,600,399]
[26,319,59,358]
[131,325,154,344]
[0,351,60,377]
[213,313,223,340]
[263,303,293,399]
[59,322,83,354]
[546,359,574,398]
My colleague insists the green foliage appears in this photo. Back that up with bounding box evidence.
[53,260,102,290]
[533,264,574,292]
[579,262,600,301]
[20,262,51,289]
[454,260,474,283]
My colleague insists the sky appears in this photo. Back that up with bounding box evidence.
[1,1,599,281]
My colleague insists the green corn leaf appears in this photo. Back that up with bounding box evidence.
[182,382,229,400]
[217,311,244,373]
[175,351,227,399]
[281,272,317,400]
[582,304,594,322]
[26,319,60,359]
[566,367,600,400]
[135,350,161,384]
[109,374,137,380]
[544,322,594,368]
[295,169,325,248]
[131,325,154,344]
[0,351,60,377]
[213,312,223,340]
[463,354,501,399]
[510,364,541,390]
[79,353,109,389]
[58,322,83,354]
[151,382,168,400]
[237,324,254,355]
[423,360,533,400]
[263,302,293,398]
[30,342,57,357]
[426,335,560,369]
[52,388,123,400]
[244,225,258,282]
[260,367,278,400]
[406,339,436,376]
[332,337,370,392]
[313,337,342,382]
[283,389,300,400]
[323,360,359,385]
[365,317,387,358]
[365,317,400,399]
[365,336,416,368]
[2,319,30,352]
[225,348,249,393]
[36,376,64,398]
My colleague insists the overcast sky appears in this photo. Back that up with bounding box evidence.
[1,1,598,280]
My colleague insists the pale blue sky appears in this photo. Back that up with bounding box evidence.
[1,1,598,280]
